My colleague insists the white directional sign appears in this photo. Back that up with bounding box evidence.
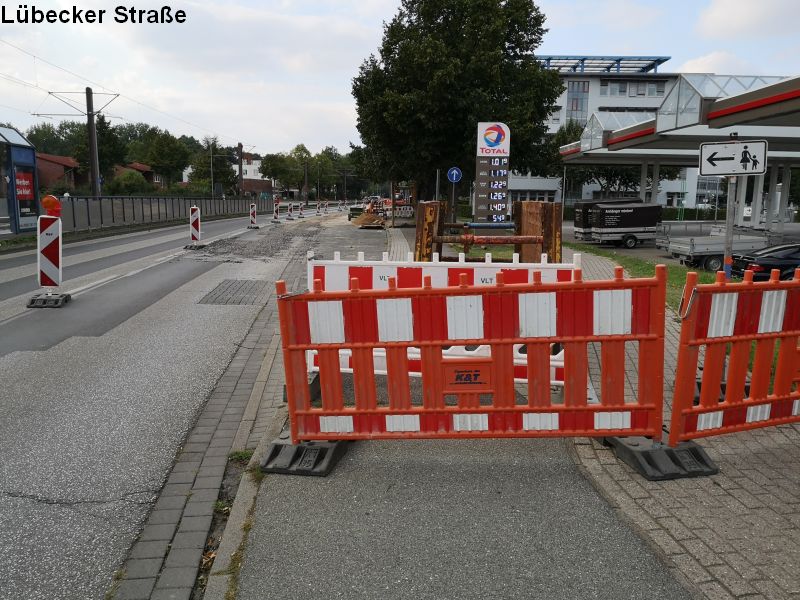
[699,140,767,176]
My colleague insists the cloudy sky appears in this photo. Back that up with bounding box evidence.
[0,0,798,155]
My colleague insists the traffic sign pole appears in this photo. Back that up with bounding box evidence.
[724,176,737,280]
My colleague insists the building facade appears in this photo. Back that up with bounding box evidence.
[511,56,707,207]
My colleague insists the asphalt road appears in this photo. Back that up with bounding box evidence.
[0,216,319,599]
[0,218,248,302]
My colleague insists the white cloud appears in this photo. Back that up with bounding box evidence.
[696,0,800,38]
[0,0,400,154]
[676,51,759,75]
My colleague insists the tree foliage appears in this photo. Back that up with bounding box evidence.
[187,137,238,194]
[352,0,562,199]
[104,169,154,195]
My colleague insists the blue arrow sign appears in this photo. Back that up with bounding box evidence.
[447,167,462,183]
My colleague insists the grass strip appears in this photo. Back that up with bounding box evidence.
[564,242,717,311]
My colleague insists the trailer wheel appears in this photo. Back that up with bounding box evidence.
[704,255,723,272]
[622,235,638,249]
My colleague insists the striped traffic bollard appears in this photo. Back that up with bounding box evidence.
[298,203,305,218]
[316,201,321,216]
[286,201,295,220]
[272,199,281,223]
[248,203,259,229]
[323,201,329,214]
[27,215,71,308]
[185,205,206,249]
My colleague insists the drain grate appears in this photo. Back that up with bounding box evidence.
[199,279,270,305]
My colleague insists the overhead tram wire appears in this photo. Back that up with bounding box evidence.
[0,38,257,150]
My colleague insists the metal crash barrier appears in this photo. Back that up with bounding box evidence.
[274,266,666,448]
[669,269,800,446]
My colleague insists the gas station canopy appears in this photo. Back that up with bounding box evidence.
[560,74,800,165]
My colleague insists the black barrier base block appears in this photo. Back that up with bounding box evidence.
[261,441,348,477]
[27,293,71,308]
[247,225,260,229]
[604,436,719,481]
[184,243,208,250]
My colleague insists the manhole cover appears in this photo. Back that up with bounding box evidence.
[199,279,269,305]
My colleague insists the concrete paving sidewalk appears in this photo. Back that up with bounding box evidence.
[227,220,694,600]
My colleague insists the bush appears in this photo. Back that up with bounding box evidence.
[105,170,154,195]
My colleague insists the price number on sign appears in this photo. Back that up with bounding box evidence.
[490,169,508,177]
[488,203,507,211]
[490,158,509,166]
[489,180,507,189]
[489,214,507,222]
[489,192,507,200]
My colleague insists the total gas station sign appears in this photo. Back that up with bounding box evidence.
[474,122,511,223]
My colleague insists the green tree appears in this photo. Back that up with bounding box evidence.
[259,152,296,192]
[352,0,562,199]
[187,137,237,195]
[74,114,126,180]
[26,123,61,154]
[104,169,154,195]
[147,131,190,185]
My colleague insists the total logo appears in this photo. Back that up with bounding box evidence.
[477,121,510,155]
[483,124,506,148]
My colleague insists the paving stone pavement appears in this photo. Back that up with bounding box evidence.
[111,216,387,600]
[563,246,800,600]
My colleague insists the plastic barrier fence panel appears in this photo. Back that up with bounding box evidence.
[669,269,800,446]
[308,250,581,291]
[277,265,666,444]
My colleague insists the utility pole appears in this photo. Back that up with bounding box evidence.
[237,142,244,196]
[86,87,101,199]
[304,159,309,206]
[210,142,215,198]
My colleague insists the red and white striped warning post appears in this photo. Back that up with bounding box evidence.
[272,198,281,223]
[287,201,295,220]
[38,216,62,287]
[27,216,70,308]
[190,205,201,243]
[323,201,329,214]
[298,203,305,218]
[248,203,259,229]
[316,201,321,216]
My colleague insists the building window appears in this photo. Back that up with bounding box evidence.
[566,80,589,125]
[647,81,666,96]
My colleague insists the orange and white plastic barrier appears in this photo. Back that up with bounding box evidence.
[190,206,201,244]
[669,269,800,446]
[308,250,582,291]
[276,265,666,443]
[37,215,62,287]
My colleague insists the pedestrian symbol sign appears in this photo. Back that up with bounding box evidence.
[699,140,767,176]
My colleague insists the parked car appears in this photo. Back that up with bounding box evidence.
[732,243,800,280]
